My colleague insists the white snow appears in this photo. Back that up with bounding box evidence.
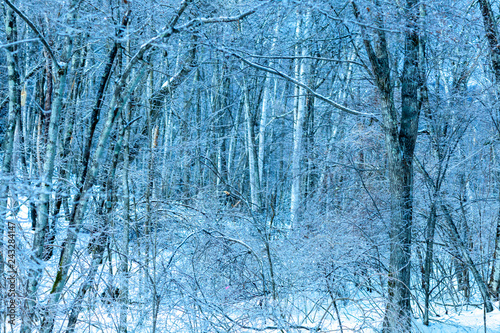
[416,306,500,333]
[9,200,500,332]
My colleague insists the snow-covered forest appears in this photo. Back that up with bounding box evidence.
[4,0,500,331]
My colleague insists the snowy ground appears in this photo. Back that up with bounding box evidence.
[10,200,500,332]
[320,300,500,332]
[416,306,500,333]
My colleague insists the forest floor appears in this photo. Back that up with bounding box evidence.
[11,201,500,332]
[415,305,500,333]
[329,300,500,332]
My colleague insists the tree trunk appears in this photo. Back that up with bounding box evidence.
[257,18,279,197]
[118,24,132,333]
[65,226,107,333]
[243,79,262,210]
[423,202,437,326]
[441,203,493,312]
[119,105,132,333]
[21,1,79,329]
[227,93,241,187]
[354,0,420,331]
[65,101,130,333]
[478,0,500,297]
[290,8,310,226]
[41,65,146,333]
[2,1,21,328]
[490,120,500,298]
[489,194,500,298]
[383,2,420,328]
[258,72,270,191]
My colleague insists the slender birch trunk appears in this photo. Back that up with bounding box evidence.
[257,17,280,194]
[145,66,162,333]
[216,62,230,197]
[118,22,131,333]
[145,68,153,277]
[243,79,261,210]
[290,8,310,226]
[258,72,270,190]
[227,96,241,187]
[119,104,132,333]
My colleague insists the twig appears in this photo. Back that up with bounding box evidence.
[0,38,39,49]
[227,47,365,67]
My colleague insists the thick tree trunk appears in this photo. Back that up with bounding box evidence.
[478,0,500,298]
[354,1,420,331]
[383,3,420,331]
[479,0,500,77]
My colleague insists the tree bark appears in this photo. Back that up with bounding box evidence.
[441,203,493,312]
[257,19,279,194]
[65,224,107,333]
[41,65,146,333]
[119,105,132,333]
[20,1,79,330]
[353,1,421,331]
[478,0,500,298]
[243,79,262,210]
[1,1,21,328]
[422,199,436,326]
[490,193,500,297]
[290,8,310,226]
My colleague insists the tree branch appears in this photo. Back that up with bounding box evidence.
[224,48,379,121]
[0,38,39,49]
[175,3,267,30]
[4,0,61,71]
[122,1,264,89]
[225,47,366,67]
